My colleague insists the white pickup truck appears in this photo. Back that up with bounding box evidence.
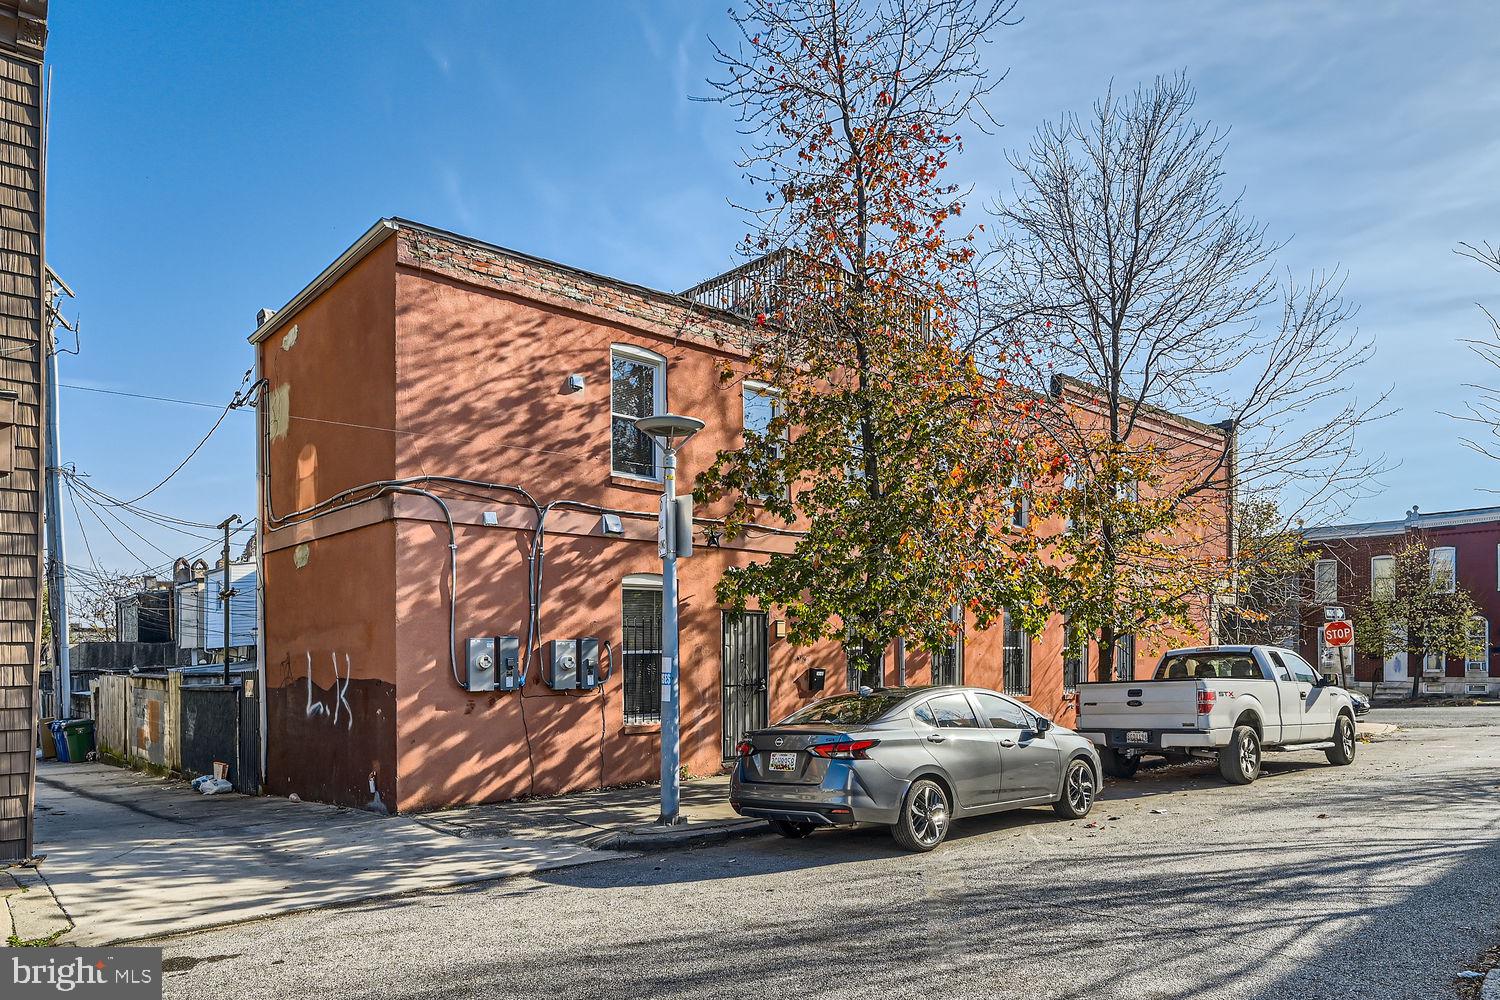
[1074,644,1360,784]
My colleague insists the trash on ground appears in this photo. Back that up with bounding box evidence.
[191,775,233,795]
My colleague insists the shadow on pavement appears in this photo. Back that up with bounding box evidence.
[515,767,1500,1000]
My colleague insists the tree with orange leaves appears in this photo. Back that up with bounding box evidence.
[694,0,1042,685]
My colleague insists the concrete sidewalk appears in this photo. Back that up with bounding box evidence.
[20,762,634,945]
[416,775,761,851]
[15,762,759,946]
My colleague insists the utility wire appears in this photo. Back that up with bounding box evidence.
[70,485,177,561]
[66,478,154,569]
[92,371,255,509]
[65,483,101,575]
[67,474,221,531]
[60,383,228,410]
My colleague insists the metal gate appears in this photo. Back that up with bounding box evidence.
[721,611,769,760]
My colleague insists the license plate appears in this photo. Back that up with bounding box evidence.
[768,752,798,771]
[1126,730,1150,745]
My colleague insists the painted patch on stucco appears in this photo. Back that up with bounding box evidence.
[293,543,310,568]
[280,324,299,351]
[269,383,291,441]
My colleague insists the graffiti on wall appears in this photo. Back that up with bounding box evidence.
[299,651,354,731]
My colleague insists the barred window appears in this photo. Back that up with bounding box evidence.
[1063,616,1088,691]
[846,643,884,690]
[1002,613,1030,695]
[933,628,963,686]
[1115,633,1136,681]
[622,587,662,724]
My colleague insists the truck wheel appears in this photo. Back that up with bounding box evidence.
[1217,725,1261,784]
[1325,715,1357,766]
[891,778,950,852]
[1101,749,1139,780]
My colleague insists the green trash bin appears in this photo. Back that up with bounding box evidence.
[61,719,94,762]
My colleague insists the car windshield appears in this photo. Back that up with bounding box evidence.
[1155,653,1264,680]
[778,692,913,726]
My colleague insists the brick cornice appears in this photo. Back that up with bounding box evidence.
[394,225,756,360]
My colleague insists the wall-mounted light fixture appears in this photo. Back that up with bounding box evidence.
[704,525,722,547]
[563,373,586,394]
[773,619,787,639]
[600,513,625,536]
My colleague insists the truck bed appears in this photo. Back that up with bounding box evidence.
[1075,677,1278,734]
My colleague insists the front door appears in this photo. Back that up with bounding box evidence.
[1286,650,1339,741]
[913,692,1002,807]
[721,612,770,761]
[972,691,1062,802]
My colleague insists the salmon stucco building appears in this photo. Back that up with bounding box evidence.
[251,219,1233,812]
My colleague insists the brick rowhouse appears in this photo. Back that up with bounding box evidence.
[250,219,1232,811]
[1300,505,1500,696]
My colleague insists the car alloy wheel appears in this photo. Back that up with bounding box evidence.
[911,783,948,847]
[1066,761,1094,813]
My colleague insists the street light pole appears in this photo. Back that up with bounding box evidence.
[659,444,682,823]
[634,413,704,827]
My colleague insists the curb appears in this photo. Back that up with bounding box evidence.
[589,818,768,852]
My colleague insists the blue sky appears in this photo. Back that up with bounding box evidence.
[46,1,1500,577]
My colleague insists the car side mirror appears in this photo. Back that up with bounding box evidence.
[1034,717,1052,734]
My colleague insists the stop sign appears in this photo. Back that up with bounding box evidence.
[1324,620,1353,647]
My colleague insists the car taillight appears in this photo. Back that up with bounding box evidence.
[736,739,756,758]
[807,738,879,760]
[1196,690,1216,715]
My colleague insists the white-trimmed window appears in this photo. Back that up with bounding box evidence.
[1314,559,1338,603]
[1429,546,1456,594]
[742,381,786,501]
[1010,473,1030,528]
[1423,650,1446,676]
[1467,618,1490,675]
[610,344,666,480]
[1370,555,1395,601]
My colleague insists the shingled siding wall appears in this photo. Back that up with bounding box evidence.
[0,1,45,862]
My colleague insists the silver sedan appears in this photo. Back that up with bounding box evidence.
[730,685,1103,851]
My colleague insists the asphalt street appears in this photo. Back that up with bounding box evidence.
[156,708,1500,1000]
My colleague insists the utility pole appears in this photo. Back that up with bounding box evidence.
[217,514,241,684]
[42,267,74,718]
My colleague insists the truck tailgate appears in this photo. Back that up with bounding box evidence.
[1076,680,1203,733]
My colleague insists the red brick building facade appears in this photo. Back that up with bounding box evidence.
[251,219,1231,811]
[1300,505,1500,695]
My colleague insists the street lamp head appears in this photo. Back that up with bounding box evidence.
[634,413,705,451]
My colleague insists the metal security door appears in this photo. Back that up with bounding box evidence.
[722,612,770,761]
